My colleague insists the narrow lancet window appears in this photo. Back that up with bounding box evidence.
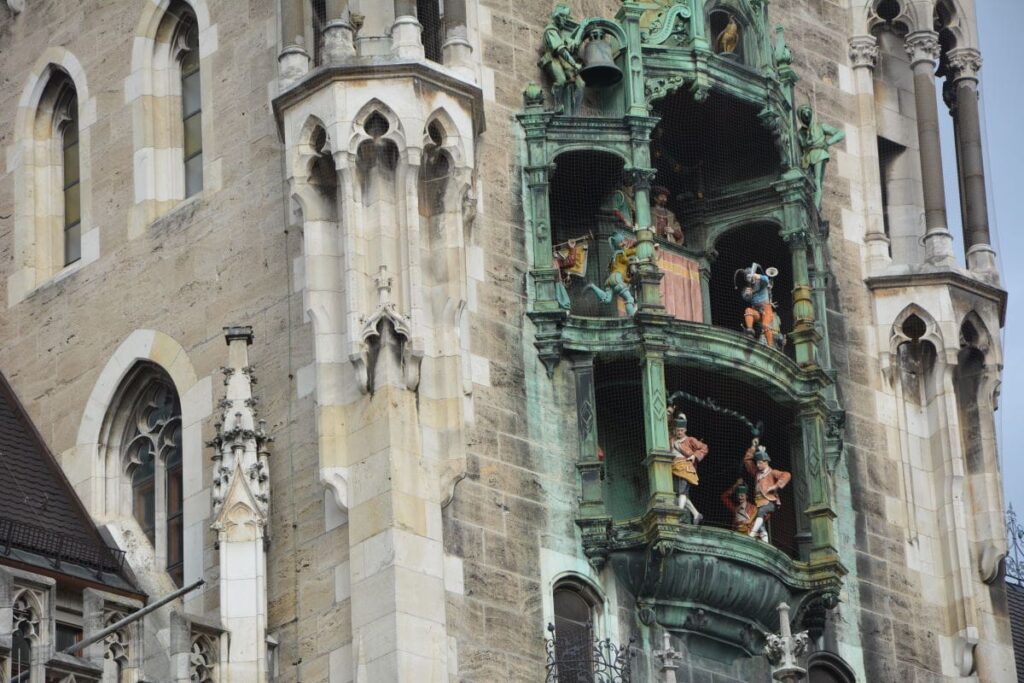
[180,19,203,197]
[60,91,81,265]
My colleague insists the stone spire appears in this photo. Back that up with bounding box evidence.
[208,326,271,524]
[207,325,271,682]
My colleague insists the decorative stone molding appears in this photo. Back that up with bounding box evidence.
[848,35,878,69]
[353,265,422,394]
[207,327,271,525]
[948,47,982,84]
[203,326,270,682]
[904,31,941,67]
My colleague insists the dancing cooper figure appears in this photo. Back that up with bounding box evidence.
[742,440,791,543]
[669,412,709,525]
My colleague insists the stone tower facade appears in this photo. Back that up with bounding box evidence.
[0,0,1013,682]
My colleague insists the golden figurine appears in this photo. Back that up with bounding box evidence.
[716,15,739,55]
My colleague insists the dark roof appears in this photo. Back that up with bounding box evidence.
[1008,581,1024,683]
[0,371,138,594]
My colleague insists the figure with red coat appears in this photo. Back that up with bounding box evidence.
[669,412,708,524]
[721,479,757,535]
[742,439,791,543]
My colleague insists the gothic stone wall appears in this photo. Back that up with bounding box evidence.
[457,0,981,682]
[0,1,347,680]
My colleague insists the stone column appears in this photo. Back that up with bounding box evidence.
[641,348,674,513]
[392,0,424,59]
[849,35,891,269]
[278,0,309,86]
[785,229,819,369]
[209,327,271,683]
[345,311,451,682]
[629,168,666,314]
[442,0,473,76]
[948,48,997,274]
[322,0,355,62]
[905,31,955,265]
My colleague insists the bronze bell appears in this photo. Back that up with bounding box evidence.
[579,29,623,88]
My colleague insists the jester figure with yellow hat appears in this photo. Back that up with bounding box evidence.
[742,439,791,543]
[668,411,709,524]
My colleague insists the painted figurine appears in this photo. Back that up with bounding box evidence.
[553,238,585,310]
[743,440,791,543]
[721,479,757,535]
[602,184,635,228]
[553,240,577,310]
[716,15,740,55]
[586,230,637,316]
[797,104,846,210]
[735,263,779,348]
[669,412,708,525]
[651,185,684,245]
[538,4,583,112]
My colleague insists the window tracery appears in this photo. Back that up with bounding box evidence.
[106,364,185,586]
[11,591,41,680]
[189,634,217,683]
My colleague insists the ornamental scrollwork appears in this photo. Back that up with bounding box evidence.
[644,75,686,104]
[640,4,692,47]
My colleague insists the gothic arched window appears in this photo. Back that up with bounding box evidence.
[113,364,185,586]
[179,14,203,197]
[129,1,206,228]
[552,580,602,683]
[28,69,81,278]
[11,591,41,680]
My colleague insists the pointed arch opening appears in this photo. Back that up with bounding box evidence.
[101,362,184,586]
[129,0,206,231]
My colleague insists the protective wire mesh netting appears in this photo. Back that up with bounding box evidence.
[594,360,800,557]
[418,0,445,64]
[311,0,326,66]
[311,1,445,63]
[549,83,805,557]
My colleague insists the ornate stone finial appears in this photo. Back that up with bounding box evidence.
[764,602,810,683]
[355,265,421,394]
[848,35,878,69]
[523,82,545,108]
[653,631,681,683]
[208,326,271,527]
[374,264,393,306]
[904,30,941,67]
[948,47,982,84]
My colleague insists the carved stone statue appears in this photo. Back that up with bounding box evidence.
[743,440,791,543]
[651,185,684,245]
[721,479,757,534]
[669,411,708,525]
[586,230,637,316]
[538,4,583,112]
[716,15,740,55]
[797,104,845,210]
